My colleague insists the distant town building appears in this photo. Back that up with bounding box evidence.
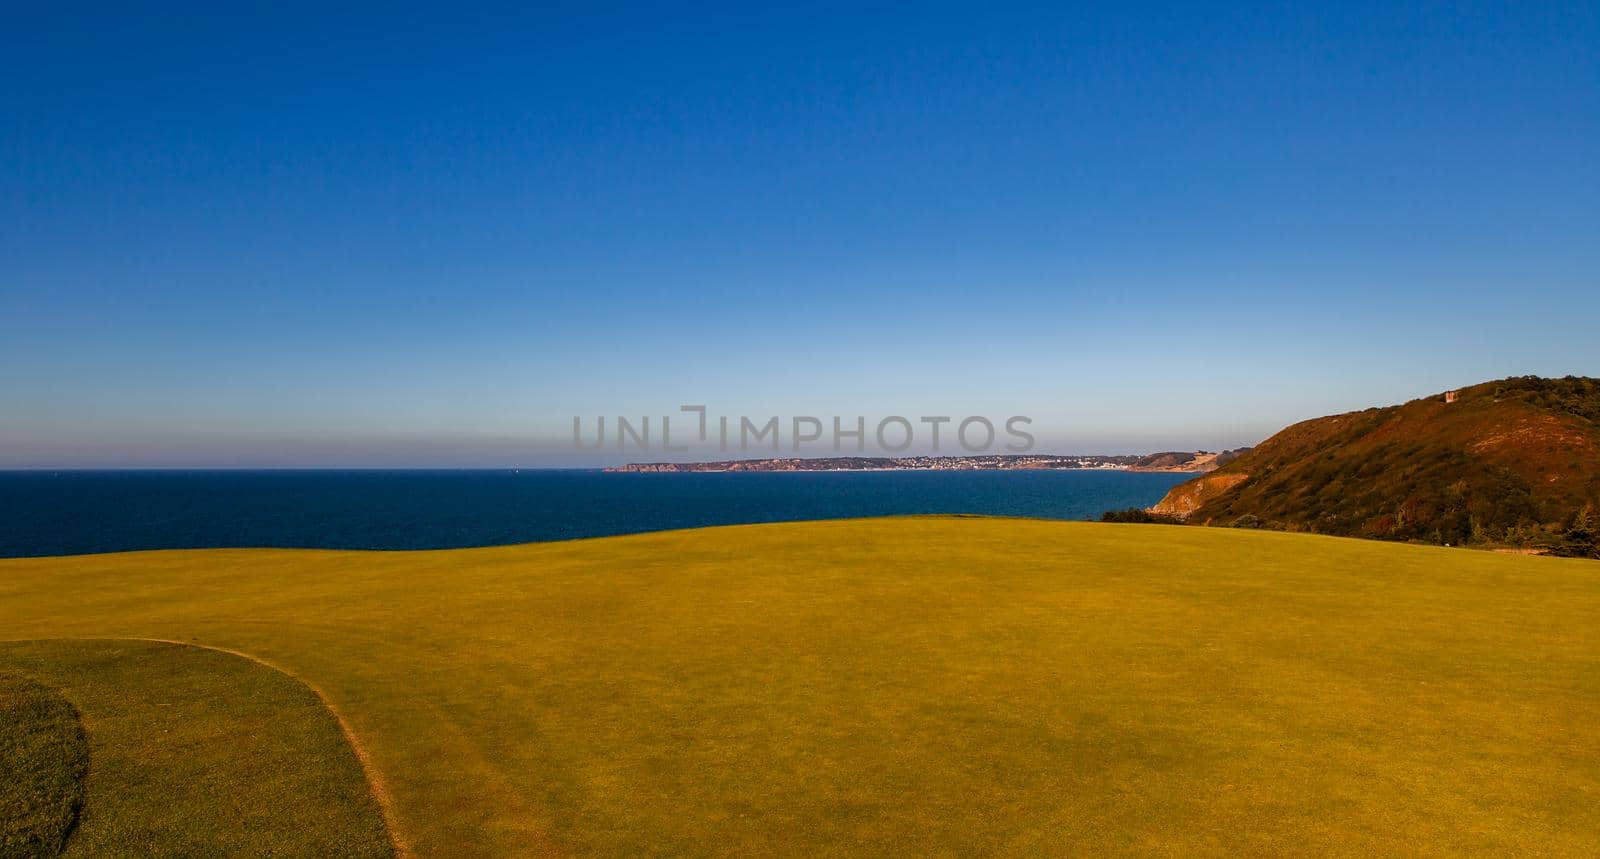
[1444,390,1459,404]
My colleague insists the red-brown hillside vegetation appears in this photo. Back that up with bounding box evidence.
[1151,376,1600,555]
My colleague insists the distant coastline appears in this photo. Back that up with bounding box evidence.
[605,450,1246,474]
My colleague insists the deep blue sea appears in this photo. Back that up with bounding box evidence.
[0,470,1192,558]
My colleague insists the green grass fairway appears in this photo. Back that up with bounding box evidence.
[2,517,1597,856]
[0,641,392,857]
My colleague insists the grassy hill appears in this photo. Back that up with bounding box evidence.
[2,517,1596,855]
[1152,376,1600,553]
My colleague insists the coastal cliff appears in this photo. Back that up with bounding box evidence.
[1149,376,1600,554]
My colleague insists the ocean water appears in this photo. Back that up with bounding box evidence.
[0,469,1192,558]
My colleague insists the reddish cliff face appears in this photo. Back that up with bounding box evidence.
[1149,472,1249,516]
[1148,376,1600,551]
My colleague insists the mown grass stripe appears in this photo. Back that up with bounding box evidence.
[129,638,415,859]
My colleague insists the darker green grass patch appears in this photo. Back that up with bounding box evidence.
[0,641,393,858]
[0,673,88,859]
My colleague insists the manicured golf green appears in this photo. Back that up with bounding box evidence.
[2,517,1597,856]
[0,640,392,857]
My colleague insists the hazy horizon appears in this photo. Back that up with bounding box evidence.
[0,375,1543,469]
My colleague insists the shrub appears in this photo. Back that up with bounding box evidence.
[1552,506,1598,559]
[1100,508,1183,525]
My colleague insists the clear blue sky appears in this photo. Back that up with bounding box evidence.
[3,2,1597,467]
